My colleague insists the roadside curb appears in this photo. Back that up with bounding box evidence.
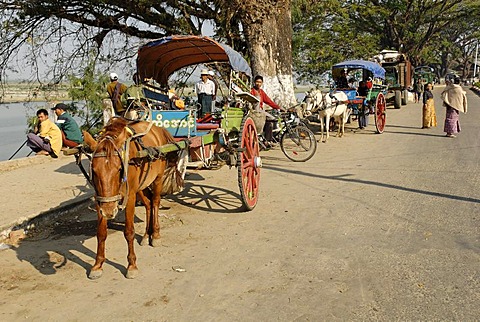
[0,154,66,174]
[0,193,94,242]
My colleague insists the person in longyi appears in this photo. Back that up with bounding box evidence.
[441,77,467,138]
[421,83,437,129]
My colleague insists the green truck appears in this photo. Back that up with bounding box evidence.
[414,66,436,87]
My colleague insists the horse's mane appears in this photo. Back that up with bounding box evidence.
[96,117,130,157]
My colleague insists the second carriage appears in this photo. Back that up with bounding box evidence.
[332,60,388,134]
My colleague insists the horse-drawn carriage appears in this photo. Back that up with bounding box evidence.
[332,60,388,134]
[67,35,265,279]
[301,60,387,140]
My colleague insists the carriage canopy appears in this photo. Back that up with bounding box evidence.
[332,60,386,79]
[137,35,252,87]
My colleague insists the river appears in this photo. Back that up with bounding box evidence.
[0,102,51,161]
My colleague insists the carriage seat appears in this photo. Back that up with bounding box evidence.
[349,97,366,105]
[196,122,220,131]
[196,113,221,132]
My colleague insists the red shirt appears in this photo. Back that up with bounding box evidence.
[250,88,281,110]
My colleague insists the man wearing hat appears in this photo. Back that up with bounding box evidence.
[106,72,128,115]
[195,69,216,117]
[52,103,82,148]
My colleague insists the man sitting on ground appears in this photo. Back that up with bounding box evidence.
[26,108,62,157]
[52,103,82,148]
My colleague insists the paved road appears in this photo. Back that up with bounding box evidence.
[0,85,478,320]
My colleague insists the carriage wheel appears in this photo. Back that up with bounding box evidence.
[374,93,386,134]
[237,116,261,211]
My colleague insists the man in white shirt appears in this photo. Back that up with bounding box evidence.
[195,69,216,118]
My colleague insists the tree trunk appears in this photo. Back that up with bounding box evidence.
[240,0,296,107]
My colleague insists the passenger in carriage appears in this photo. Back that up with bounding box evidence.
[357,81,369,97]
[335,70,349,89]
[250,75,285,148]
[366,77,373,89]
[348,78,357,89]
[168,88,185,110]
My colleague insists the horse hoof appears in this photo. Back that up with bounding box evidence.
[151,238,162,247]
[88,269,103,280]
[140,236,149,246]
[126,268,139,279]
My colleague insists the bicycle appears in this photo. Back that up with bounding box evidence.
[265,108,317,162]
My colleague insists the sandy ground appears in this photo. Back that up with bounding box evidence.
[0,86,479,321]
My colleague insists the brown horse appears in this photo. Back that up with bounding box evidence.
[83,117,183,279]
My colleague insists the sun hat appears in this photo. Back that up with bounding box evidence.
[200,69,209,75]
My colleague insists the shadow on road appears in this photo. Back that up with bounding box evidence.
[12,209,128,278]
[264,165,480,204]
[166,182,245,213]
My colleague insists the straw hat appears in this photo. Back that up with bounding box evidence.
[200,69,209,75]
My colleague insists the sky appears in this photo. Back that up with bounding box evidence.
[6,21,216,83]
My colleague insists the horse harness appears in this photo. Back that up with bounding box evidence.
[316,92,349,114]
[83,124,183,210]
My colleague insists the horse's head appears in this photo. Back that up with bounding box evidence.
[302,89,324,114]
[322,90,349,107]
[84,117,132,219]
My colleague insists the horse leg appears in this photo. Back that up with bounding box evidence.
[137,190,152,246]
[149,176,163,247]
[89,211,107,279]
[319,116,325,143]
[125,194,138,279]
[337,116,343,137]
[325,115,330,142]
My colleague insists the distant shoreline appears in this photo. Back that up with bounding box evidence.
[1,83,69,104]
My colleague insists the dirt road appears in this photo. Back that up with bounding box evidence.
[1,86,479,321]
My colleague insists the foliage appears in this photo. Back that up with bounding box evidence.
[291,0,480,81]
[67,59,109,134]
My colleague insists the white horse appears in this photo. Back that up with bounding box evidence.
[304,90,351,143]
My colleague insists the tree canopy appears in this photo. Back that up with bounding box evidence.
[292,0,480,82]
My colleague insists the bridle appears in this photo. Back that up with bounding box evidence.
[91,135,130,209]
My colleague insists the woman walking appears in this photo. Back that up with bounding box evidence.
[441,77,467,138]
[422,83,437,129]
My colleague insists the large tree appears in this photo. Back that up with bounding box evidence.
[0,0,295,105]
[292,0,480,81]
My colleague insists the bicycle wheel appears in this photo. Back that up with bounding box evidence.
[280,125,317,162]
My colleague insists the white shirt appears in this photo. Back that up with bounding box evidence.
[195,79,216,95]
